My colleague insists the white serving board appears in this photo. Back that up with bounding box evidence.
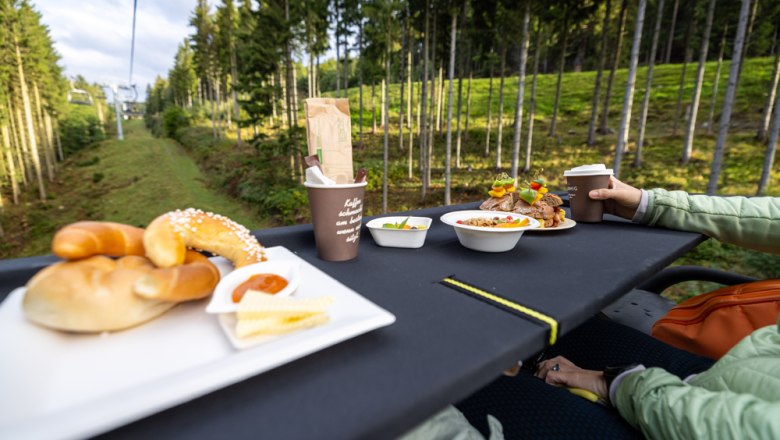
[0,246,395,440]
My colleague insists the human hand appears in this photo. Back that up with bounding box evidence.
[588,176,642,220]
[535,356,608,401]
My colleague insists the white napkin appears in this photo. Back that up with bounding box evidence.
[305,166,336,185]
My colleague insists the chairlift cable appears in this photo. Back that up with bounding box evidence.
[129,0,138,86]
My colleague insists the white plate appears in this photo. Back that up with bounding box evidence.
[0,246,395,440]
[206,260,301,314]
[525,218,577,232]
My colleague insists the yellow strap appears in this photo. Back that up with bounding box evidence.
[441,277,559,345]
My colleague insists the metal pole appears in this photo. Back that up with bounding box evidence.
[106,85,124,141]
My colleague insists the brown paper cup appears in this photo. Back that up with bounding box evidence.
[566,175,611,222]
[305,181,367,261]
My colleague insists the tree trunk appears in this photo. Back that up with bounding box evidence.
[757,71,780,195]
[736,0,759,88]
[383,31,390,214]
[32,82,54,181]
[316,54,321,97]
[757,37,780,141]
[271,74,278,127]
[427,12,437,181]
[215,78,224,137]
[511,5,531,180]
[408,34,415,178]
[524,21,543,174]
[464,57,473,140]
[445,11,458,206]
[613,0,647,178]
[53,118,63,162]
[95,99,105,133]
[599,0,627,135]
[587,0,612,146]
[672,17,695,136]
[44,112,60,162]
[485,48,495,155]
[708,0,751,195]
[13,102,31,185]
[549,7,570,137]
[231,45,241,143]
[14,36,46,201]
[408,11,413,132]
[707,24,727,134]
[358,16,364,148]
[635,0,665,168]
[1,123,19,205]
[344,34,350,96]
[454,0,466,169]
[495,43,507,168]
[421,0,430,201]
[681,0,716,164]
[336,6,341,97]
[399,9,407,152]
[210,79,218,138]
[436,66,444,132]
[664,0,680,63]
[372,81,377,134]
[380,79,386,129]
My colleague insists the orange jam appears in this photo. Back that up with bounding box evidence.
[232,273,289,303]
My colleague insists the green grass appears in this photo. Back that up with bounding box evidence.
[0,120,268,258]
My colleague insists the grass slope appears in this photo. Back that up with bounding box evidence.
[0,120,267,259]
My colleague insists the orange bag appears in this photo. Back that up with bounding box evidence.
[651,279,780,359]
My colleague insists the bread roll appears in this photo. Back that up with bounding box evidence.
[23,256,176,332]
[144,208,265,268]
[134,250,221,302]
[52,221,145,260]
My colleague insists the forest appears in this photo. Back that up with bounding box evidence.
[144,0,779,211]
[1,0,780,285]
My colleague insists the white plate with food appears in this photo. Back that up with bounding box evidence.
[525,218,577,232]
[0,246,395,440]
[440,210,540,252]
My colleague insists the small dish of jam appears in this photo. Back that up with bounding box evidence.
[206,260,301,314]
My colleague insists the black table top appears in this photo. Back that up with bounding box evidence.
[0,203,706,440]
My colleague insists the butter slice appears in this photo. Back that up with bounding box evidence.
[236,313,330,338]
[235,291,334,338]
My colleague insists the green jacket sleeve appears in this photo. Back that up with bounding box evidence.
[615,368,780,440]
[641,189,780,254]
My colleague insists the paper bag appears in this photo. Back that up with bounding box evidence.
[304,98,354,184]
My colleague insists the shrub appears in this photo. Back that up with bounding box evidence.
[59,105,106,155]
[163,106,191,138]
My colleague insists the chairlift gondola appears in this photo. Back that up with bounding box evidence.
[67,80,94,106]
[117,84,144,119]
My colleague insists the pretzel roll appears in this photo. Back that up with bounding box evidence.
[52,221,145,260]
[23,256,175,333]
[134,251,221,302]
[144,208,265,268]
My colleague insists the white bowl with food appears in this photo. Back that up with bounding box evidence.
[366,216,432,249]
[440,210,540,252]
[206,260,301,314]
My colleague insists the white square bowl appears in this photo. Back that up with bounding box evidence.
[365,216,432,249]
[439,210,540,252]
